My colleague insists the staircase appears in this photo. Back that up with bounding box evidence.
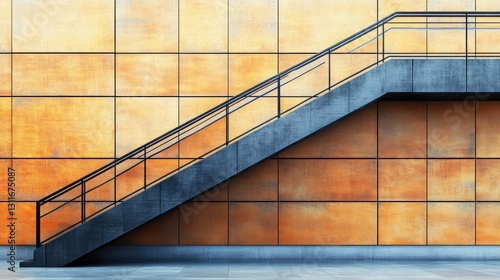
[21,11,500,266]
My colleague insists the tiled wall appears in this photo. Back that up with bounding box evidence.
[0,0,499,245]
[114,101,500,245]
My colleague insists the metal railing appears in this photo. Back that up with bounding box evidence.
[36,11,500,247]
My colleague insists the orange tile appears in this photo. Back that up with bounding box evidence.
[38,202,82,243]
[281,103,377,158]
[13,54,114,96]
[229,202,278,245]
[116,54,178,96]
[9,159,110,201]
[476,203,500,244]
[12,0,114,52]
[428,160,475,201]
[179,0,227,52]
[229,97,277,140]
[476,159,500,201]
[378,101,427,158]
[179,202,228,245]
[279,54,329,97]
[428,102,475,158]
[279,0,376,52]
[378,202,426,245]
[116,0,178,52]
[279,160,377,201]
[229,54,277,95]
[13,97,114,158]
[180,54,227,97]
[0,98,10,157]
[427,202,475,245]
[190,181,229,202]
[0,55,10,95]
[0,202,36,245]
[116,97,178,157]
[428,0,475,11]
[279,202,377,244]
[379,160,426,201]
[145,159,179,187]
[229,160,278,201]
[476,29,500,54]
[179,97,226,124]
[280,97,310,114]
[179,118,226,159]
[229,0,277,52]
[115,160,145,201]
[112,208,178,245]
[477,102,500,157]
[0,0,10,52]
[378,0,426,18]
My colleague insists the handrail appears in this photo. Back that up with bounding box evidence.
[36,11,500,247]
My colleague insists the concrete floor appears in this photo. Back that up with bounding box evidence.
[3,260,500,279]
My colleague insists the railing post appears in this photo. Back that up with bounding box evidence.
[226,103,229,145]
[144,147,147,190]
[382,24,385,62]
[277,76,281,118]
[465,14,468,59]
[328,51,331,90]
[36,201,40,248]
[81,181,86,223]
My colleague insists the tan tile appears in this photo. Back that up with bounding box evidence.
[179,202,228,245]
[281,103,377,158]
[279,0,376,52]
[279,202,377,245]
[12,0,114,52]
[229,202,278,245]
[229,0,277,52]
[0,98,10,157]
[179,118,226,159]
[116,0,178,52]
[180,54,227,97]
[13,97,114,158]
[13,54,114,96]
[0,54,10,96]
[378,0,426,18]
[279,54,329,97]
[428,0,475,11]
[279,160,377,201]
[378,101,427,158]
[9,159,110,201]
[229,54,277,95]
[378,202,426,245]
[117,54,178,96]
[476,159,500,201]
[477,203,500,244]
[116,97,178,157]
[428,160,475,201]
[180,0,227,52]
[113,208,179,245]
[229,160,278,201]
[0,0,10,52]
[428,202,475,245]
[428,102,475,158]
[477,102,500,157]
[379,160,427,201]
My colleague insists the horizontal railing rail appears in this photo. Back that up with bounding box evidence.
[36,11,500,247]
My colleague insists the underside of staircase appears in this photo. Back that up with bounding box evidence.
[20,58,500,267]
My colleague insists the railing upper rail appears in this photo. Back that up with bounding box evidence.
[36,11,500,247]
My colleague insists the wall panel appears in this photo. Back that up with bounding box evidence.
[0,0,10,52]
[378,159,426,201]
[0,54,10,95]
[116,0,178,53]
[0,98,10,158]
[12,0,114,52]
[378,202,426,245]
[229,159,278,201]
[428,160,475,201]
[180,54,227,97]
[179,202,228,245]
[229,202,278,245]
[477,101,500,157]
[428,202,475,245]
